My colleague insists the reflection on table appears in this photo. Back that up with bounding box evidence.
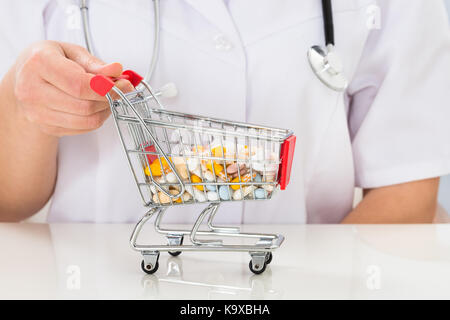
[1,223,450,299]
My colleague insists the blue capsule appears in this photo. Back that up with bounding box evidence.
[219,186,232,200]
[254,188,267,199]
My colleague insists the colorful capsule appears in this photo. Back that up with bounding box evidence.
[190,174,204,191]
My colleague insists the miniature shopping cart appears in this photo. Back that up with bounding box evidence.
[90,71,296,274]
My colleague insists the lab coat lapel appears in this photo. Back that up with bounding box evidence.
[183,0,237,38]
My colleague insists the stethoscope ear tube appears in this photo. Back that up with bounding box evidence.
[80,0,95,55]
[145,0,160,82]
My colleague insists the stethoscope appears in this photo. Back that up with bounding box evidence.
[308,0,348,91]
[80,0,347,93]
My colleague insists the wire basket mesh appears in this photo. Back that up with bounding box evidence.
[112,89,293,207]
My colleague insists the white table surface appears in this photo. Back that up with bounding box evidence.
[1,222,450,299]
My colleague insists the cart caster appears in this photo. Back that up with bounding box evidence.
[265,252,273,265]
[141,251,160,274]
[167,234,184,257]
[249,252,268,275]
[141,260,159,274]
[249,260,266,275]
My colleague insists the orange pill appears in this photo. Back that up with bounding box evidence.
[206,161,224,175]
[190,174,204,191]
[145,157,172,176]
[230,173,255,190]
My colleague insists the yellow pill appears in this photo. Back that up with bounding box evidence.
[230,173,255,190]
[231,176,241,190]
[212,146,226,158]
[161,157,172,170]
[146,161,162,176]
[190,174,204,191]
[145,157,172,177]
[241,173,255,182]
[206,161,224,175]
[145,161,161,176]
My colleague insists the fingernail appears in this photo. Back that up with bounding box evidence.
[102,62,122,69]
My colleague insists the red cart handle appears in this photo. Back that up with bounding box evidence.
[278,135,296,190]
[90,70,143,96]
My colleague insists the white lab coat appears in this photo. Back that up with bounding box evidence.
[1,0,449,223]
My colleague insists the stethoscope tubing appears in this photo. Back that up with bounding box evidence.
[146,0,160,82]
[79,0,160,83]
[80,0,95,55]
[321,0,335,46]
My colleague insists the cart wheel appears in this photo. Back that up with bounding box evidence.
[265,252,273,265]
[249,260,266,275]
[168,235,184,257]
[141,260,159,274]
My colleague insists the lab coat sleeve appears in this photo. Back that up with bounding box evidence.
[0,0,49,79]
[347,0,450,188]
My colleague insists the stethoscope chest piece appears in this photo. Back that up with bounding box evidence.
[308,45,348,92]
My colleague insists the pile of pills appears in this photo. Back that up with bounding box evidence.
[144,143,279,205]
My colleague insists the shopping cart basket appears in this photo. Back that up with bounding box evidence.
[90,70,296,274]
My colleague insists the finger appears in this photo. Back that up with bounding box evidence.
[109,78,136,100]
[59,42,123,76]
[96,62,123,77]
[31,106,111,131]
[38,124,93,137]
[36,80,110,116]
[36,76,135,117]
[40,57,129,101]
[116,79,135,93]
[37,51,106,101]
[36,44,123,101]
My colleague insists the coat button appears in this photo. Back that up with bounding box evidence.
[213,34,233,51]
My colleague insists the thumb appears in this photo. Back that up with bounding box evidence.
[96,62,123,77]
[58,42,122,76]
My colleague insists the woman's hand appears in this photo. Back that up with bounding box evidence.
[0,40,133,221]
[12,40,132,137]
